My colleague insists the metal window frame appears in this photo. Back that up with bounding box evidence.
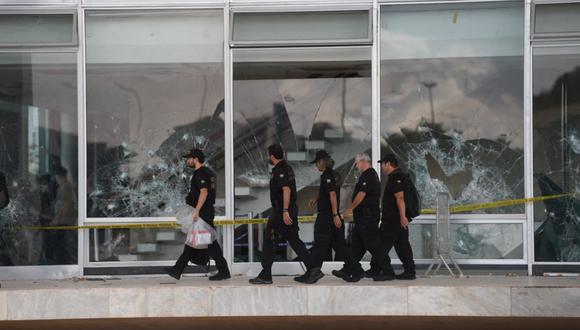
[378,0,522,4]
[229,6,373,48]
[524,0,534,275]
[0,8,78,48]
[0,0,79,3]
[81,0,225,7]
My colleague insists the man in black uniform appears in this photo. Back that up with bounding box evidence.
[250,144,312,285]
[378,153,416,280]
[165,148,230,281]
[338,152,392,281]
[295,150,359,284]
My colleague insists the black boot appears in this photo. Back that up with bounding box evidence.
[303,268,324,284]
[331,267,347,280]
[249,271,273,285]
[209,271,231,281]
[294,270,310,283]
[164,267,181,280]
[365,268,380,278]
[372,269,395,282]
[395,272,416,280]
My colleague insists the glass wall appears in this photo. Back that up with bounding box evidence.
[0,53,78,266]
[4,1,570,276]
[533,46,580,262]
[85,10,225,263]
[380,2,525,260]
[232,47,372,262]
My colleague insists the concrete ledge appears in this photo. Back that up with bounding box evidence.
[0,276,579,320]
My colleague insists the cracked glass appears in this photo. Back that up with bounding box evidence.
[232,47,372,263]
[533,46,580,262]
[380,3,525,215]
[85,10,225,219]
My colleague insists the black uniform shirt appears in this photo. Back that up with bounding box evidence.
[269,160,297,211]
[318,168,341,213]
[189,166,216,213]
[352,167,381,218]
[381,168,407,219]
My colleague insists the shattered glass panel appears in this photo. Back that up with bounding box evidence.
[385,223,524,260]
[89,227,224,263]
[533,46,580,262]
[233,47,372,263]
[85,11,225,218]
[380,4,525,214]
[0,53,78,266]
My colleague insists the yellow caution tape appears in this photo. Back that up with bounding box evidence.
[4,193,575,231]
[420,193,574,214]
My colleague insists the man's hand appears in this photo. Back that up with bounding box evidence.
[400,216,409,230]
[283,211,293,225]
[342,208,353,219]
[192,210,200,223]
[308,198,318,209]
[333,215,342,229]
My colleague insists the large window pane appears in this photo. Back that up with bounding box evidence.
[85,10,225,218]
[533,46,580,262]
[380,3,524,214]
[0,53,78,265]
[233,47,372,263]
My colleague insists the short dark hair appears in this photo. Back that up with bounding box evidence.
[54,166,68,177]
[182,148,206,163]
[191,149,206,163]
[321,157,335,169]
[378,153,399,167]
[267,144,284,160]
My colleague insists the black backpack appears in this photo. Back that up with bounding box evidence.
[404,173,421,220]
[0,172,9,210]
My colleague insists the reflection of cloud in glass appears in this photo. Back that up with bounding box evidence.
[381,57,523,148]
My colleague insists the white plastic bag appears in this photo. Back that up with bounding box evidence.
[185,219,217,249]
[176,205,195,233]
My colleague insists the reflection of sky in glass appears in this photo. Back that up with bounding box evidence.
[381,58,523,148]
[380,57,524,213]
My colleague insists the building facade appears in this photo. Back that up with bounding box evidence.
[0,0,578,279]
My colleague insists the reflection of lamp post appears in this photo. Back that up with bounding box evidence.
[422,81,437,124]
